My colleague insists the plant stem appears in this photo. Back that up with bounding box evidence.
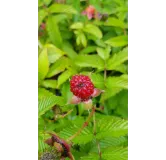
[67,107,95,141]
[93,112,102,160]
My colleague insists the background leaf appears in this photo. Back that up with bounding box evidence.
[38,48,49,81]
[46,16,63,48]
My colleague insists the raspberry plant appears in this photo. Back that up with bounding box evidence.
[38,0,128,159]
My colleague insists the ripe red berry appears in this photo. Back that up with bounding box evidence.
[70,75,94,101]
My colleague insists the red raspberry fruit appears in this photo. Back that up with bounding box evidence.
[70,75,94,101]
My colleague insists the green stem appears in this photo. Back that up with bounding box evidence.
[67,107,96,141]
[93,111,102,159]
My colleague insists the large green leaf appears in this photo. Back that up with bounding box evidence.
[49,4,78,14]
[46,57,69,78]
[102,146,128,160]
[83,24,103,39]
[106,74,128,89]
[41,80,57,89]
[38,48,49,81]
[96,46,111,60]
[106,47,128,70]
[57,69,76,88]
[74,55,105,70]
[104,17,126,28]
[46,16,62,48]
[38,93,65,116]
[79,46,97,54]
[90,73,105,89]
[44,44,65,64]
[38,9,48,28]
[96,116,128,139]
[70,22,84,29]
[105,35,128,47]
[62,41,77,59]
[59,124,93,145]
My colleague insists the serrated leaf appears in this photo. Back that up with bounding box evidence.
[44,44,65,63]
[46,16,62,48]
[107,47,128,70]
[80,153,99,160]
[104,17,126,28]
[38,94,65,116]
[46,57,69,78]
[113,64,128,73]
[41,80,57,89]
[90,136,127,153]
[96,116,128,139]
[102,146,128,160]
[59,124,93,145]
[83,24,103,39]
[38,9,48,28]
[90,73,105,89]
[57,69,75,88]
[38,48,49,81]
[105,35,128,47]
[74,55,104,70]
[79,46,97,54]
[70,22,84,29]
[49,4,78,14]
[96,46,111,60]
[106,74,128,90]
[100,88,123,102]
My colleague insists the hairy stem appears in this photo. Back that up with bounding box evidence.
[67,107,96,141]
[93,112,102,159]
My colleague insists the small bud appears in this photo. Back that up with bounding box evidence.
[83,99,93,110]
[69,95,82,104]
[91,88,104,98]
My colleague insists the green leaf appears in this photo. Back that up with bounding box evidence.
[90,136,127,152]
[105,35,128,47]
[74,55,105,70]
[79,46,97,54]
[38,9,48,28]
[106,74,128,90]
[90,73,105,89]
[96,116,128,139]
[38,48,49,81]
[41,80,57,89]
[38,94,65,116]
[44,44,65,63]
[100,88,124,102]
[46,57,69,78]
[59,125,93,145]
[70,22,84,29]
[102,146,128,160]
[49,4,78,14]
[83,24,103,39]
[80,153,99,160]
[62,41,77,59]
[46,16,62,48]
[106,47,128,70]
[96,46,111,60]
[113,64,128,73]
[57,69,75,88]
[80,33,87,47]
[104,17,126,28]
